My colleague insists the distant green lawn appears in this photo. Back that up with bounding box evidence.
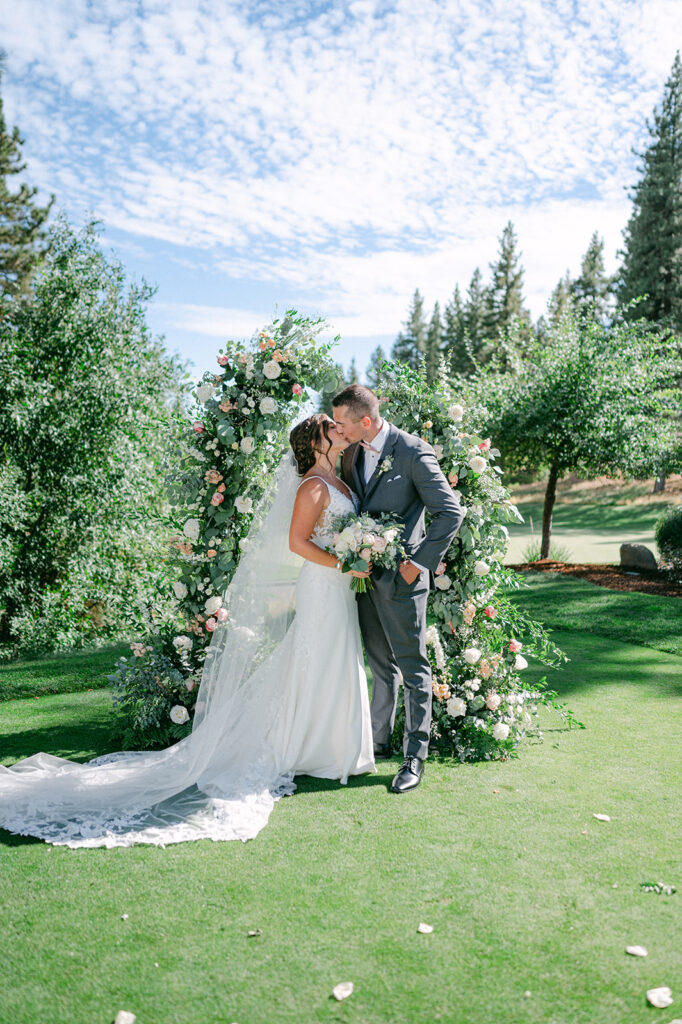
[1,580,681,1024]
[0,643,130,702]
[505,499,662,564]
[506,572,682,657]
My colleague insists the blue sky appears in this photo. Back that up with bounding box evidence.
[1,0,679,381]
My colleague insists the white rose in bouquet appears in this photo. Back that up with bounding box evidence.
[448,403,464,421]
[434,574,451,590]
[463,647,481,664]
[204,595,222,615]
[492,722,510,741]
[173,582,188,600]
[359,547,372,561]
[372,536,387,553]
[446,696,467,717]
[384,529,398,543]
[263,360,282,379]
[362,533,377,547]
[240,436,256,454]
[170,705,190,725]
[235,496,253,514]
[183,518,200,542]
[259,396,278,415]
[468,455,487,474]
[196,383,216,403]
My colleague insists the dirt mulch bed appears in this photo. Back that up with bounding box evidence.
[508,560,682,598]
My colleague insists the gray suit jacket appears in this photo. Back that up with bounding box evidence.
[341,421,463,578]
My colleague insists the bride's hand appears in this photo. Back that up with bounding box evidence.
[349,562,372,579]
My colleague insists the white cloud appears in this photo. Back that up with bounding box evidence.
[0,0,677,341]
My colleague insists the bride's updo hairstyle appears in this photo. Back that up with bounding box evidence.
[289,413,333,476]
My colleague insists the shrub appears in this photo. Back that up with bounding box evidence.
[655,504,682,570]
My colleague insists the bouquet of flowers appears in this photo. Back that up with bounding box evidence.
[326,511,406,592]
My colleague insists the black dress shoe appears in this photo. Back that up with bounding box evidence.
[373,741,391,759]
[390,756,424,793]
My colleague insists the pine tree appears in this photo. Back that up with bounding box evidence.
[536,271,574,341]
[0,58,54,300]
[391,288,427,370]
[347,357,360,384]
[365,344,387,389]
[619,51,682,329]
[463,268,490,362]
[424,301,443,382]
[443,284,472,375]
[485,221,531,343]
[571,232,612,319]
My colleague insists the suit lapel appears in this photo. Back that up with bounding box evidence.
[362,423,399,504]
[350,442,364,496]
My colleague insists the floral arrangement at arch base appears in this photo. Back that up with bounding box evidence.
[109,320,582,759]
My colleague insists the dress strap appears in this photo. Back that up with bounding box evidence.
[298,475,331,490]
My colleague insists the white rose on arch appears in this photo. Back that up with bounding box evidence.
[260,396,278,415]
[204,595,223,616]
[240,436,256,454]
[473,560,490,576]
[235,496,253,514]
[448,403,464,422]
[183,518,200,542]
[468,455,487,474]
[196,383,216,403]
[170,705,190,725]
[446,696,467,717]
[492,722,510,741]
[173,582,188,600]
[172,635,193,652]
[263,360,282,380]
[515,654,529,670]
[463,647,481,664]
[434,574,452,590]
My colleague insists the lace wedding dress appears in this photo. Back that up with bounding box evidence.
[0,463,375,848]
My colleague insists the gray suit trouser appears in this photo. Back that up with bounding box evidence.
[357,568,431,760]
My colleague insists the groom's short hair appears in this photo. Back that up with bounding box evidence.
[332,384,380,421]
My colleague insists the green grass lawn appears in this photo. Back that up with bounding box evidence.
[1,586,681,1024]
[505,498,662,564]
[0,642,130,702]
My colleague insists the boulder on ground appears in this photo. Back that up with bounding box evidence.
[620,543,657,571]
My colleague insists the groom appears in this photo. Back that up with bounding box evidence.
[333,384,463,793]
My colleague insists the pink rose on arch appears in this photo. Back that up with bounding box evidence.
[205,617,217,631]
[192,421,205,434]
[217,354,230,366]
[207,549,217,558]
[210,492,225,506]
[217,483,226,493]
[185,679,196,692]
[205,469,223,484]
[216,607,229,622]
[485,692,501,711]
[292,383,303,396]
[479,659,492,679]
[478,438,491,451]
[448,471,458,486]
[435,561,447,576]
[483,605,497,618]
[508,639,523,653]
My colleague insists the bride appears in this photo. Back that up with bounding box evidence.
[0,413,376,848]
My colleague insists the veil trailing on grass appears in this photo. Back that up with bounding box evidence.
[0,448,310,848]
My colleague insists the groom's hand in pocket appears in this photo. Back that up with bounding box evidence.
[398,561,421,584]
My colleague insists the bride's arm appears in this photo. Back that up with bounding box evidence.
[289,479,341,569]
[289,480,371,577]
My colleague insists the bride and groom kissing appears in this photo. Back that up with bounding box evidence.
[0,384,464,849]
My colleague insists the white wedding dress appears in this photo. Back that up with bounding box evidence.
[0,468,375,848]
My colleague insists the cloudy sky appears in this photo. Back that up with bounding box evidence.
[1,0,679,378]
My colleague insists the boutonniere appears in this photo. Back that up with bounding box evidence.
[378,455,394,476]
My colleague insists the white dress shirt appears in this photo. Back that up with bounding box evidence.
[361,419,426,574]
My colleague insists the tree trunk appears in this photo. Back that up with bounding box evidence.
[541,460,560,559]
[653,471,666,493]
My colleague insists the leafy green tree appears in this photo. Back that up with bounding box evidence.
[484,221,531,345]
[619,51,682,330]
[571,232,612,319]
[424,301,443,382]
[365,344,387,389]
[391,288,427,369]
[0,57,53,302]
[467,311,682,558]
[0,217,188,655]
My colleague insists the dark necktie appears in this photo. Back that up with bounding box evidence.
[355,445,365,493]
